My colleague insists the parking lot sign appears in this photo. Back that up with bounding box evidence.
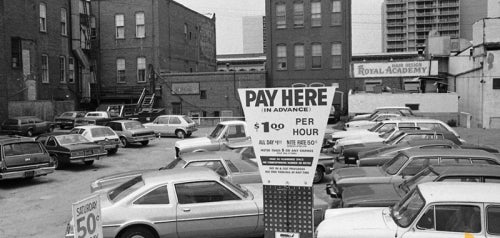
[72,195,102,238]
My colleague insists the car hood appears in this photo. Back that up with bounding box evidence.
[351,114,371,121]
[90,169,157,193]
[333,167,385,180]
[175,137,212,150]
[342,184,401,207]
[317,207,396,237]
[460,143,500,153]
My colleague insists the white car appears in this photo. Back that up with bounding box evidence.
[350,106,415,121]
[344,113,402,131]
[70,125,121,154]
[316,182,500,238]
[144,115,197,138]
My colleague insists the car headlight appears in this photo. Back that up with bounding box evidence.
[71,151,84,157]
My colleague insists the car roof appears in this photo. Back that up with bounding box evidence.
[37,132,71,137]
[11,116,39,119]
[180,150,239,162]
[402,148,496,159]
[157,115,184,117]
[405,139,455,146]
[0,136,39,145]
[142,167,220,185]
[109,120,140,123]
[432,165,500,177]
[418,182,500,204]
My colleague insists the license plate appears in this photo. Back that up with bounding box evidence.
[24,171,35,177]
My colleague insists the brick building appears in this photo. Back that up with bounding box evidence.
[91,0,217,105]
[265,0,352,109]
[0,0,93,122]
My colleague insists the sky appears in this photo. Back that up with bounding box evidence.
[175,0,384,55]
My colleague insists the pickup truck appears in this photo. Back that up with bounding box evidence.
[73,111,124,127]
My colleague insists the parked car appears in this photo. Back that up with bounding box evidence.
[0,136,55,180]
[1,116,56,137]
[66,168,328,238]
[316,182,500,238]
[106,120,156,147]
[356,139,499,166]
[35,132,107,169]
[54,111,86,129]
[344,113,403,131]
[175,120,249,157]
[349,106,415,121]
[74,111,124,127]
[143,115,197,138]
[338,165,500,208]
[69,125,120,154]
[326,149,500,198]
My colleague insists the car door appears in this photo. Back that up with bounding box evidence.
[403,204,485,238]
[168,117,182,135]
[155,117,170,136]
[175,180,259,238]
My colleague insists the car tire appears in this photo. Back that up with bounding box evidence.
[59,125,66,129]
[313,166,325,184]
[120,137,129,148]
[119,226,156,238]
[53,155,62,170]
[84,160,94,166]
[26,129,34,137]
[176,130,186,139]
[140,140,149,146]
[47,126,54,133]
[108,148,118,155]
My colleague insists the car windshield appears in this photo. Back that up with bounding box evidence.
[86,113,103,117]
[90,127,115,137]
[55,134,90,145]
[383,153,409,175]
[209,124,225,138]
[60,112,75,117]
[124,121,144,130]
[379,128,397,139]
[368,122,383,132]
[108,176,145,202]
[3,142,44,156]
[391,187,425,227]
[220,176,249,198]
[401,109,414,116]
[399,167,439,193]
[3,119,19,125]
[385,131,405,144]
[183,116,194,124]
[162,158,187,170]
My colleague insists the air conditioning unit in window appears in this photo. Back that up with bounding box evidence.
[278,62,287,70]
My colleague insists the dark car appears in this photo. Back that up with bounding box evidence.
[337,165,500,208]
[36,133,107,169]
[326,149,500,198]
[1,116,56,137]
[106,120,156,147]
[54,111,86,129]
[0,136,55,180]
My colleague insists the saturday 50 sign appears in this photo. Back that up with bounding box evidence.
[238,87,335,186]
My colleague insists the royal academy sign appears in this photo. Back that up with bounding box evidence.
[352,61,438,78]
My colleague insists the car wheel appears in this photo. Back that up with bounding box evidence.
[52,155,62,170]
[26,129,34,137]
[313,166,325,184]
[119,226,156,238]
[47,126,54,133]
[140,140,149,146]
[120,137,129,148]
[84,160,94,166]
[175,130,186,139]
[108,148,118,155]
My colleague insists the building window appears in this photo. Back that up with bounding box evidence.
[276,3,286,29]
[311,1,322,27]
[311,43,322,69]
[61,8,67,36]
[293,3,304,27]
[90,16,96,38]
[117,58,126,83]
[331,42,342,68]
[59,56,66,83]
[493,78,500,89]
[365,80,382,92]
[40,3,47,32]
[41,55,49,83]
[277,44,287,70]
[68,57,75,83]
[184,24,188,39]
[404,79,420,92]
[200,90,207,99]
[294,44,305,70]
[331,0,342,25]
[115,14,125,39]
[137,57,146,82]
[136,12,145,38]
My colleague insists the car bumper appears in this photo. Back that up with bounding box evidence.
[0,167,55,180]
[128,135,156,142]
[69,153,107,161]
[56,121,74,127]
[0,129,23,135]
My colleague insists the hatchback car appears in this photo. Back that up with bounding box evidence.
[106,120,156,147]
[67,168,328,238]
[317,182,500,238]
[36,133,107,169]
[70,125,120,154]
[144,115,197,138]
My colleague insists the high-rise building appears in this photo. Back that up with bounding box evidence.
[242,16,264,54]
[265,0,352,109]
[382,0,494,52]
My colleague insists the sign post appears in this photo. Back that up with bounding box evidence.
[72,195,103,238]
[239,86,336,238]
